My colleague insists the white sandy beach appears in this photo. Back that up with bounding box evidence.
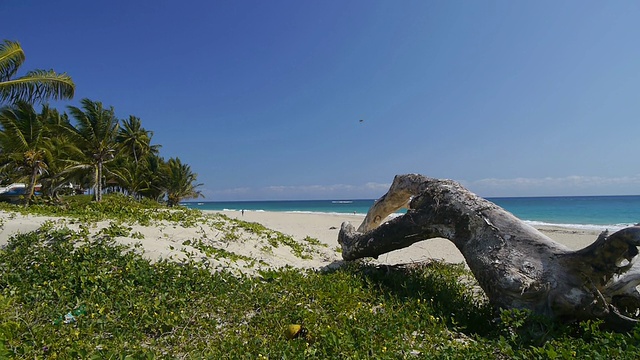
[217,210,605,265]
[0,209,608,275]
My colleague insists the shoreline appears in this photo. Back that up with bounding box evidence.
[184,195,640,231]
[203,208,630,232]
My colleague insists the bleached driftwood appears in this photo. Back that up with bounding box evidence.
[338,174,640,330]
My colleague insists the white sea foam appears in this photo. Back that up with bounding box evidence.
[288,210,365,216]
[207,205,634,232]
[523,220,631,232]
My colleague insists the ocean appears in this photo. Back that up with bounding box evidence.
[182,195,640,231]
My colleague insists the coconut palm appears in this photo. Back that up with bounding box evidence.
[0,40,75,104]
[38,109,78,198]
[117,115,154,164]
[108,156,153,200]
[138,153,166,201]
[163,157,203,206]
[63,99,120,202]
[0,101,54,204]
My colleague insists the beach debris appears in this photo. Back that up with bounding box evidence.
[338,174,640,332]
[53,305,87,325]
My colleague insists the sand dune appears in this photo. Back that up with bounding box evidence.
[0,209,606,275]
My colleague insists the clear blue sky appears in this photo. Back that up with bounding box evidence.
[3,1,640,200]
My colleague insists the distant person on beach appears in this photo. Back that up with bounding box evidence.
[241,210,245,216]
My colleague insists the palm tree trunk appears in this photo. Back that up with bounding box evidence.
[95,162,103,202]
[23,165,39,206]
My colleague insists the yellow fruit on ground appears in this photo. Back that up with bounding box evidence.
[284,324,302,339]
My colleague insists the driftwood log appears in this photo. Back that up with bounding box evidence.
[338,174,640,331]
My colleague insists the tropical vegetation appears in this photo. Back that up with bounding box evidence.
[0,39,202,206]
[0,40,75,105]
[0,199,639,359]
[0,97,203,206]
[0,101,53,204]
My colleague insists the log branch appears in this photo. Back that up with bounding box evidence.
[338,174,640,330]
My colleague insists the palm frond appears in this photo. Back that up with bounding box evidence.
[0,69,75,104]
[0,40,25,81]
[0,108,28,150]
[0,102,39,151]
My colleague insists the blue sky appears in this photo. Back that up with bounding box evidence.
[3,1,640,200]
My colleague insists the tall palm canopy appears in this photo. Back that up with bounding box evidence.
[0,38,202,205]
[164,157,203,206]
[117,116,153,164]
[64,99,120,202]
[0,101,53,204]
[0,40,75,104]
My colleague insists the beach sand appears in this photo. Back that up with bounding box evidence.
[0,210,607,274]
[218,210,605,267]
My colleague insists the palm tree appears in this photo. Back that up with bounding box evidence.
[63,99,120,202]
[138,153,166,201]
[0,101,54,204]
[109,157,151,199]
[163,157,203,206]
[0,40,75,105]
[117,116,154,164]
[39,109,77,198]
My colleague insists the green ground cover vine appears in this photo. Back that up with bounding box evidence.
[0,194,204,227]
[0,198,639,358]
[217,215,325,259]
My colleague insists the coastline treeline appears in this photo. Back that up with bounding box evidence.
[0,40,202,206]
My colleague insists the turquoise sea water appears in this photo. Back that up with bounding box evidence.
[182,196,640,230]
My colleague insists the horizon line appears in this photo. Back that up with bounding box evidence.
[184,193,640,203]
